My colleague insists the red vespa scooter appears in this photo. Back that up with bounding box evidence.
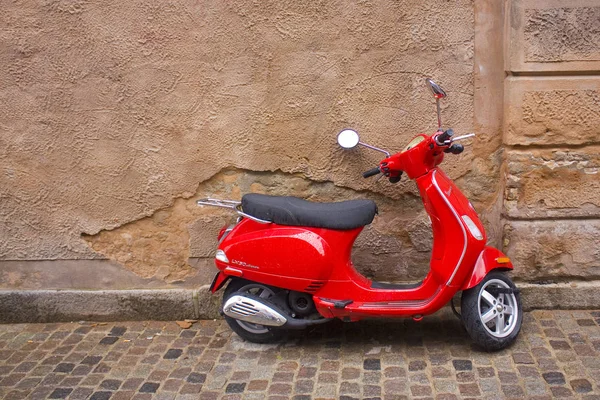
[198,79,522,351]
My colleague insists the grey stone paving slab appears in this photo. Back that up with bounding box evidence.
[0,309,598,399]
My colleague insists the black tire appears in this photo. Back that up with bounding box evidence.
[223,278,286,344]
[461,271,522,351]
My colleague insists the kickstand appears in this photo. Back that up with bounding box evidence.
[450,296,461,319]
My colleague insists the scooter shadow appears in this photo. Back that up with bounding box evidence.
[287,308,472,349]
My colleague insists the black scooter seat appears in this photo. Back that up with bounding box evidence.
[241,193,377,230]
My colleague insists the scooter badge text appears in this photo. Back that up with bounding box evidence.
[231,259,260,270]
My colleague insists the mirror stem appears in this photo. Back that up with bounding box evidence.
[436,98,442,131]
[358,142,390,158]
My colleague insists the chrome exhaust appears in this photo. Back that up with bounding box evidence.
[223,295,287,327]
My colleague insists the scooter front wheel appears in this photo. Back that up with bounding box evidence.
[223,278,286,344]
[461,271,522,351]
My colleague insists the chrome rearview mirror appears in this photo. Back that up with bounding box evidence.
[337,129,360,149]
[337,129,390,157]
[426,78,446,99]
[425,78,447,131]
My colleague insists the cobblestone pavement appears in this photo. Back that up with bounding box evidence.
[1,309,599,400]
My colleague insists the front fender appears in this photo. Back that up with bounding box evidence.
[462,246,513,290]
[209,271,230,293]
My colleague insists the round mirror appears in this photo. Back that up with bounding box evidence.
[425,78,447,99]
[337,129,360,149]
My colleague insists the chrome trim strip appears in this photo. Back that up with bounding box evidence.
[218,225,235,245]
[431,170,468,286]
[360,287,442,309]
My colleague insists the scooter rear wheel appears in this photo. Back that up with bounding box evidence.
[223,278,286,343]
[461,271,522,351]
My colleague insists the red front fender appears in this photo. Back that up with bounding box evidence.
[209,271,230,293]
[461,246,513,290]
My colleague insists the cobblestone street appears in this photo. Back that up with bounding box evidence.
[1,309,599,400]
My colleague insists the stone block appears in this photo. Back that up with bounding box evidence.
[0,288,221,323]
[519,281,600,310]
[507,0,600,73]
[505,147,600,218]
[505,76,600,146]
[504,220,600,281]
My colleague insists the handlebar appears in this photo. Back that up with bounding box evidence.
[444,143,464,154]
[359,129,474,182]
[362,167,381,178]
[435,128,454,145]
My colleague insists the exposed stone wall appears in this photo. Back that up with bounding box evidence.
[504,0,600,282]
[85,169,432,283]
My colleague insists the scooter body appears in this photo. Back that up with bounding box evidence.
[201,79,522,350]
[209,140,511,321]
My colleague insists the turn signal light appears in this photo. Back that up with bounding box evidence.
[217,225,228,241]
[496,257,511,264]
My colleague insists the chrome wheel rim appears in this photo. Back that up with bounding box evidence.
[234,283,275,334]
[477,278,519,338]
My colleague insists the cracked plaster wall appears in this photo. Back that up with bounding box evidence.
[1,0,483,290]
[5,0,597,293]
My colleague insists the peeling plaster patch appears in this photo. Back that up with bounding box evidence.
[83,167,428,282]
[83,197,197,281]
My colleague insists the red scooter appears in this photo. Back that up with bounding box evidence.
[198,79,522,351]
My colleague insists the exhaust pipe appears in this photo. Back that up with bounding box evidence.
[223,295,287,327]
[223,293,330,329]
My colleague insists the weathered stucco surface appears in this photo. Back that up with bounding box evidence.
[1,0,598,300]
[1,0,478,288]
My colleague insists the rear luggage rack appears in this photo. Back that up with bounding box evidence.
[197,198,271,224]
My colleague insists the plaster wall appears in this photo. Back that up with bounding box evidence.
[1,0,598,303]
[1,0,478,288]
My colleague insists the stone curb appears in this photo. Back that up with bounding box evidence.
[0,287,222,323]
[518,281,600,311]
[1,282,599,323]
